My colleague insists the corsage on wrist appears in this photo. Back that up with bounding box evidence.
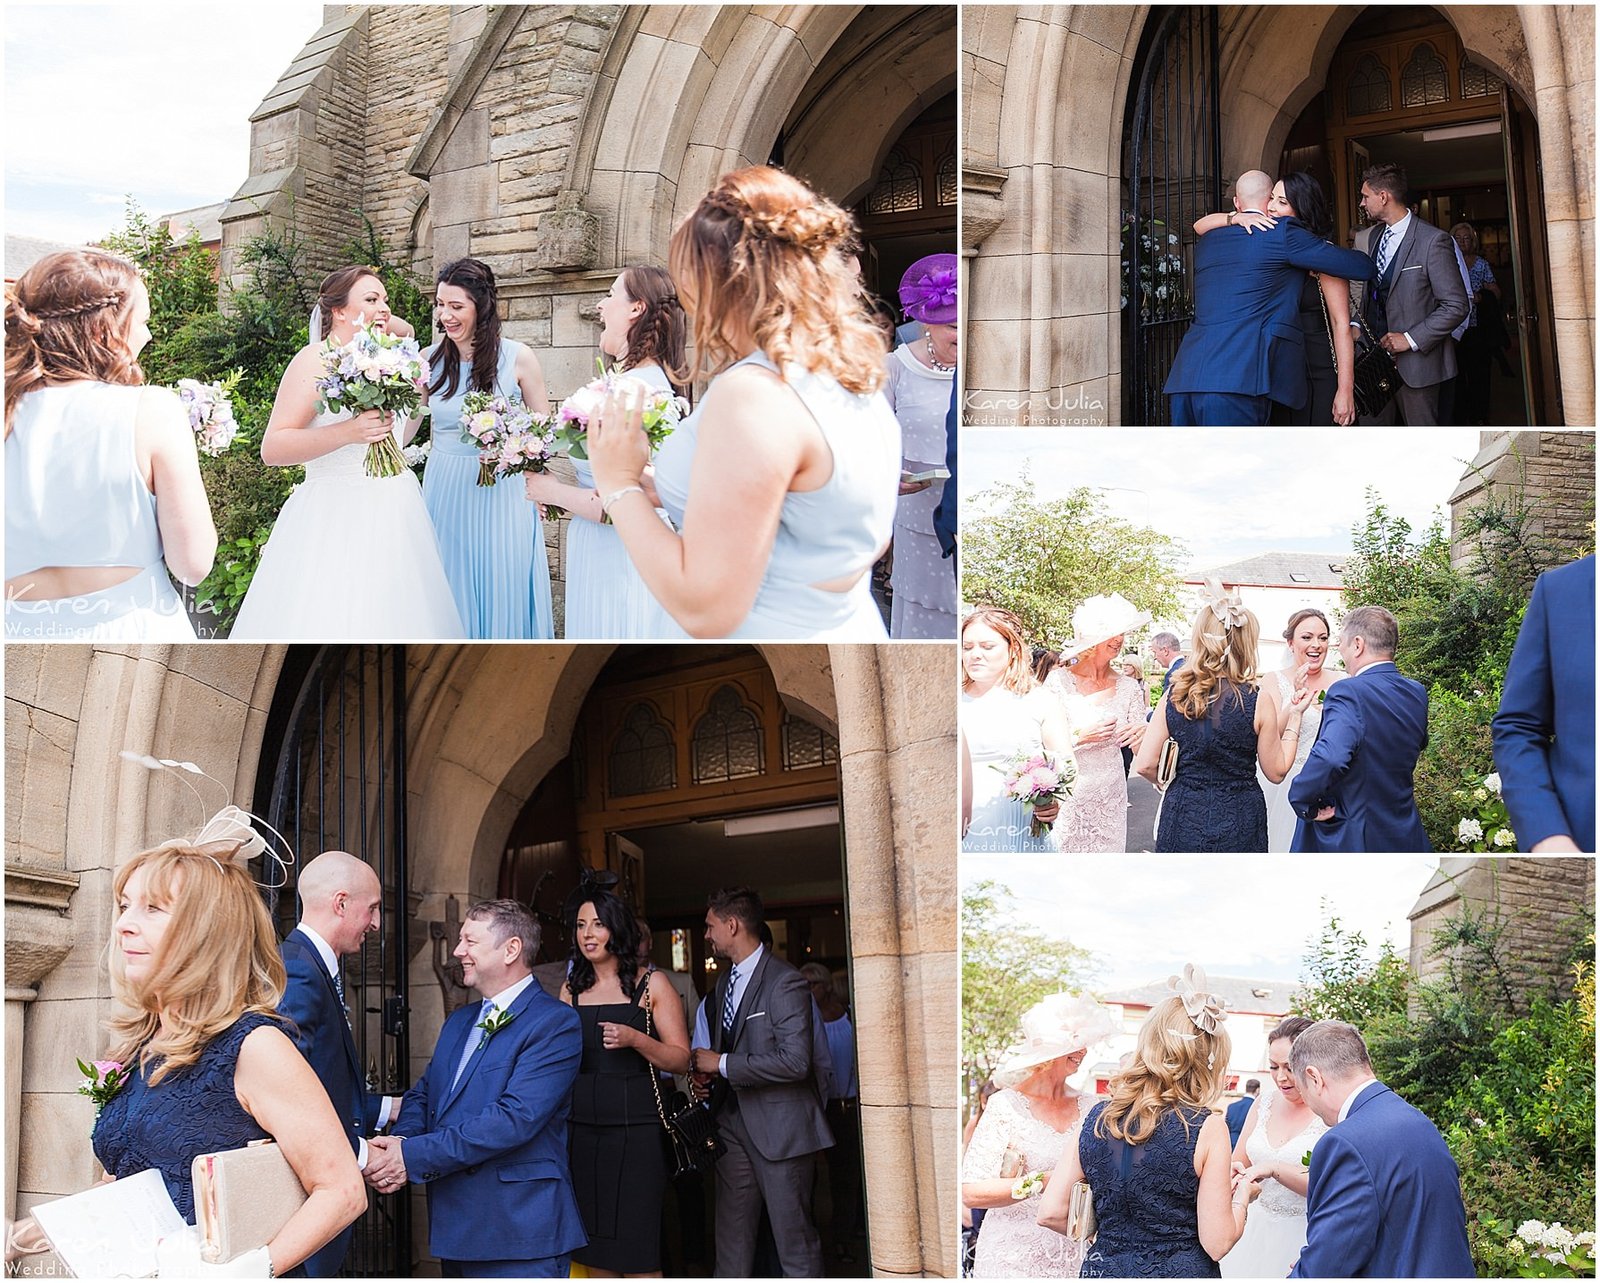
[1011,1170,1046,1201]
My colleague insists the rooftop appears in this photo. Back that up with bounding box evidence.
[1100,974,1303,1018]
[1185,552,1347,590]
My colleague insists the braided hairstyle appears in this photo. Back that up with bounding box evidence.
[669,165,888,395]
[5,249,145,434]
[429,257,503,401]
[616,265,690,401]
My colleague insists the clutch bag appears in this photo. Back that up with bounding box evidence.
[1155,737,1179,791]
[191,1139,308,1264]
[1066,1179,1097,1242]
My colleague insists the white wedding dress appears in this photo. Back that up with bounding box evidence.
[1220,1087,1329,1278]
[1257,670,1326,852]
[230,412,465,640]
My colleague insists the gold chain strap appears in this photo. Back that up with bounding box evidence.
[640,967,677,1132]
[1314,272,1339,372]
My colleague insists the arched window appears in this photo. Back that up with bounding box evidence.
[1459,56,1501,100]
[609,702,676,796]
[692,685,765,784]
[1345,53,1392,117]
[780,710,839,771]
[866,145,923,215]
[935,140,957,208]
[1400,42,1449,108]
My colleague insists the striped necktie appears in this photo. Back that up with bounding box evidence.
[1375,226,1395,279]
[722,964,740,1032]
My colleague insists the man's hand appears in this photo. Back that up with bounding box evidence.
[1379,331,1410,355]
[1531,836,1581,852]
[365,1135,407,1192]
[690,1048,721,1077]
[1314,806,1336,822]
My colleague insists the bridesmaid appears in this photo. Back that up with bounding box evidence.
[525,267,688,638]
[423,257,554,638]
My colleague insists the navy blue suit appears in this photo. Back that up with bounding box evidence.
[1165,218,1376,425]
[1492,555,1596,850]
[280,928,385,1277]
[395,979,585,1275]
[1290,663,1431,852]
[1291,1082,1474,1277]
[1224,1094,1254,1149]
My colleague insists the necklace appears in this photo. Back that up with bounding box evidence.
[925,335,955,374]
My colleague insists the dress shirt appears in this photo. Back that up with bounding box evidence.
[1376,213,1419,350]
[702,944,764,1076]
[1449,240,1474,340]
[1336,1076,1380,1124]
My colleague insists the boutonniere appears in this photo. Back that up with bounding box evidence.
[1315,690,1326,705]
[77,1058,129,1114]
[475,1007,516,1048]
[1301,1149,1313,1167]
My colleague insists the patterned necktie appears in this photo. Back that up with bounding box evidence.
[333,969,349,1020]
[1375,226,1394,280]
[722,964,740,1032]
[451,1000,493,1089]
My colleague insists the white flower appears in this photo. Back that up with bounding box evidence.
[1545,1225,1577,1253]
[1168,233,1178,245]
[1492,827,1515,848]
[1483,771,1502,794]
[1575,1231,1596,1248]
[1457,818,1484,843]
[1472,787,1488,803]
[1517,1220,1546,1243]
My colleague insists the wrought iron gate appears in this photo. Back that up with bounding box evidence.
[255,645,412,1277]
[1122,6,1223,424]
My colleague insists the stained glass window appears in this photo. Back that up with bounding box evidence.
[1401,43,1449,108]
[609,702,675,796]
[936,143,957,207]
[692,686,765,784]
[866,146,923,215]
[1460,56,1501,100]
[1346,53,1392,117]
[781,711,839,771]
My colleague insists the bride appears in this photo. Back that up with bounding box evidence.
[1257,610,1347,850]
[230,266,464,640]
[1220,1016,1328,1278]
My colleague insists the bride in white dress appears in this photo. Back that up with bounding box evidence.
[1257,609,1348,850]
[231,267,464,641]
[1221,1016,1329,1278]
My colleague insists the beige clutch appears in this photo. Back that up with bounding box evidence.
[1066,1179,1097,1242]
[192,1140,308,1264]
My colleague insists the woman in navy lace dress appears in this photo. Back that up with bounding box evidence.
[1134,582,1312,851]
[1039,968,1256,1277]
[75,841,363,1275]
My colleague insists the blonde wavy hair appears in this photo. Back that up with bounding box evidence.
[107,843,287,1086]
[1168,599,1261,721]
[962,607,1037,695]
[1094,996,1231,1145]
[668,165,887,395]
[5,249,145,434]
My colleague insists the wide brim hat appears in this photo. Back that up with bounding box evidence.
[1059,593,1153,659]
[992,993,1118,1089]
[898,253,958,325]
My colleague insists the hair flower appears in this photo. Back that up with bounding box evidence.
[1201,578,1248,631]
[1167,963,1228,1034]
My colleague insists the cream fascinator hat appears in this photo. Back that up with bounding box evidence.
[992,993,1119,1089]
[1167,963,1228,1035]
[1060,593,1153,659]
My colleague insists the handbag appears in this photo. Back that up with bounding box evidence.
[1155,737,1179,791]
[191,1139,308,1264]
[1065,1180,1097,1243]
[1347,305,1399,419]
[643,970,725,1177]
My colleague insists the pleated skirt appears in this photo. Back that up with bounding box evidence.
[563,515,686,640]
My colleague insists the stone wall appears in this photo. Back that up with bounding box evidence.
[1448,431,1596,568]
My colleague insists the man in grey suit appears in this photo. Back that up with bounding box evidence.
[689,887,833,1277]
[1353,162,1469,424]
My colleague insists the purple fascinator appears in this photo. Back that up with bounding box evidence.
[898,253,958,325]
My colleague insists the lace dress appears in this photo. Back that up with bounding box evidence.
[1078,1102,1218,1278]
[1257,671,1327,853]
[1156,683,1268,852]
[1044,672,1147,853]
[962,1089,1089,1278]
[1220,1089,1328,1278]
[91,1013,280,1223]
[961,686,1060,853]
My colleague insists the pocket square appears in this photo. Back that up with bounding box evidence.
[1400,264,1423,271]
[746,1011,767,1020]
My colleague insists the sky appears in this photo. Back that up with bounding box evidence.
[962,427,1483,572]
[5,2,325,244]
[961,853,1439,990]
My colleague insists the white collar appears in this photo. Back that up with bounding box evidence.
[1337,1077,1380,1123]
[1381,211,1411,244]
[296,922,340,981]
[729,942,764,978]
[481,972,536,1011]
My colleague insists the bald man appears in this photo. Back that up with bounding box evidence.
[1164,169,1376,425]
[281,851,402,1276]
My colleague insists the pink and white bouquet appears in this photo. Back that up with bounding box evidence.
[996,749,1078,839]
[314,320,430,478]
[459,390,557,488]
[77,1056,129,1115]
[176,372,242,457]
[553,363,688,461]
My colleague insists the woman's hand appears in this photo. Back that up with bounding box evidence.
[899,478,933,496]
[343,409,395,446]
[1331,386,1356,426]
[524,471,565,505]
[1291,662,1310,695]
[1033,801,1061,826]
[1074,717,1117,747]
[598,1021,640,1051]
[1286,686,1314,717]
[1117,720,1146,752]
[1236,211,1277,234]
[587,380,650,497]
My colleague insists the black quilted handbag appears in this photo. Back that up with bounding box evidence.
[643,972,725,1177]
[1349,307,1399,418]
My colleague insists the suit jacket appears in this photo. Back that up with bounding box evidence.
[710,951,833,1162]
[1224,1094,1253,1149]
[1290,1082,1474,1278]
[1164,219,1376,407]
[1363,215,1469,387]
[395,979,586,1264]
[1492,555,1596,850]
[1290,663,1430,852]
[280,928,385,1277]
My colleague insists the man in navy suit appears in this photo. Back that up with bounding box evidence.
[1492,554,1596,851]
[369,899,585,1277]
[1288,1021,1473,1277]
[1290,606,1430,852]
[1225,1079,1259,1149]
[1165,170,1376,425]
[280,850,402,1277]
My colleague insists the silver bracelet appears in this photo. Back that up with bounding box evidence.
[600,484,645,516]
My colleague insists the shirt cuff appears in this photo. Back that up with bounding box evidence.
[718,1053,729,1076]
[1404,332,1418,351]
[377,1096,394,1128]
[357,1136,369,1170]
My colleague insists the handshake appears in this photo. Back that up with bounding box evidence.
[365,1134,408,1193]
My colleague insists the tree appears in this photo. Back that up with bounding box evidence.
[961,474,1187,645]
[962,880,1097,1104]
[1298,907,1412,1031]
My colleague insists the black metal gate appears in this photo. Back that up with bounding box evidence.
[1122,6,1223,424]
[254,645,413,1277]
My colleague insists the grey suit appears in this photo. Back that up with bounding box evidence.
[1355,216,1469,423]
[709,950,833,1277]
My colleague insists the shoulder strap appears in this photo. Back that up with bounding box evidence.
[632,964,655,1005]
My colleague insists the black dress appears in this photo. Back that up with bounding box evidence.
[1078,1102,1220,1278]
[1270,273,1339,426]
[1155,682,1268,852]
[569,975,669,1272]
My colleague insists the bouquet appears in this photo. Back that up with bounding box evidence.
[176,372,242,457]
[313,320,430,478]
[996,749,1077,839]
[553,361,688,461]
[459,390,557,488]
